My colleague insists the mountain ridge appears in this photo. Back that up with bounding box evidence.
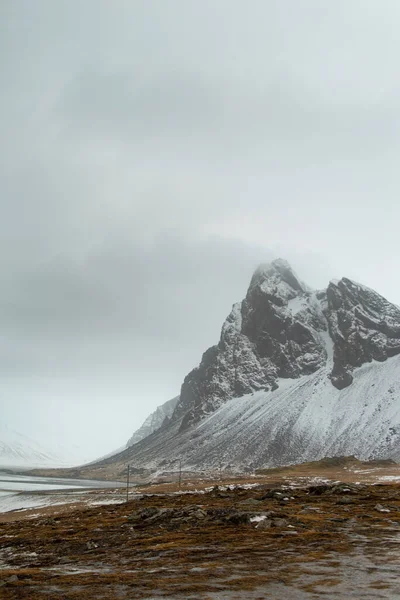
[97,259,400,475]
[126,396,179,447]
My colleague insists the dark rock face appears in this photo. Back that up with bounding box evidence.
[174,260,328,430]
[171,259,400,429]
[326,278,400,389]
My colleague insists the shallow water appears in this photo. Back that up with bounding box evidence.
[0,472,124,492]
[0,472,126,513]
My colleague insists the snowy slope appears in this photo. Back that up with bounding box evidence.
[0,426,65,468]
[183,355,400,469]
[97,355,400,472]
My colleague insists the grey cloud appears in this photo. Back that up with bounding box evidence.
[0,230,332,389]
[57,66,400,162]
[0,235,270,342]
[57,70,226,140]
[2,0,400,460]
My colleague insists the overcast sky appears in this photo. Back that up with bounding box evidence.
[2,0,400,463]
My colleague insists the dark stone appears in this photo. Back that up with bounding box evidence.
[330,367,354,390]
[224,511,251,525]
[337,497,354,505]
[238,498,262,507]
[262,489,285,500]
[256,518,272,529]
[271,518,289,528]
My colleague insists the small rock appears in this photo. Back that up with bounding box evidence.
[332,483,361,495]
[238,498,262,507]
[262,489,284,499]
[308,485,330,496]
[272,518,289,528]
[86,541,99,550]
[191,509,207,520]
[375,504,391,513]
[256,519,272,530]
[300,506,322,513]
[227,511,252,525]
[260,510,276,518]
[129,507,161,522]
[337,497,354,505]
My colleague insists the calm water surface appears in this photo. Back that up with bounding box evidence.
[0,472,124,492]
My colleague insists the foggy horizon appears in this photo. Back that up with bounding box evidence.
[2,1,400,464]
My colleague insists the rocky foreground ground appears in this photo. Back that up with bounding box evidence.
[1,475,400,599]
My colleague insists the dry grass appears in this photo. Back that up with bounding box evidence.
[1,479,400,598]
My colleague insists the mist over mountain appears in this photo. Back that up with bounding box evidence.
[0,426,64,469]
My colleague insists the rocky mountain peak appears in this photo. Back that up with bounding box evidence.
[170,262,400,431]
[326,277,400,389]
[173,260,328,431]
[249,259,307,302]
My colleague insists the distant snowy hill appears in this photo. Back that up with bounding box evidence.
[85,259,400,475]
[0,426,65,468]
[126,396,179,447]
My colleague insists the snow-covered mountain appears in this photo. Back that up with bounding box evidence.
[89,259,400,474]
[126,396,179,447]
[0,426,64,469]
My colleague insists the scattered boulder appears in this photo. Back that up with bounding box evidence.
[272,518,289,528]
[256,519,272,530]
[224,511,252,525]
[308,483,362,497]
[308,484,332,496]
[337,497,354,505]
[331,483,361,495]
[238,498,262,507]
[300,506,323,513]
[208,486,231,498]
[86,541,99,550]
[191,509,207,520]
[262,489,285,500]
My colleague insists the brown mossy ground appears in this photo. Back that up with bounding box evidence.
[1,481,400,598]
